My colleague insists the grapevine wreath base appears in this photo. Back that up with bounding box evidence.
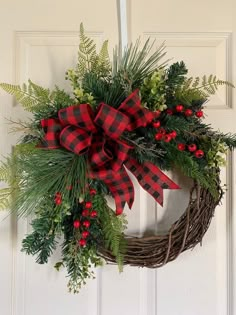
[99,178,223,267]
[0,24,236,293]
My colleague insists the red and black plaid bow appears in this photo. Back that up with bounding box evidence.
[40,90,179,214]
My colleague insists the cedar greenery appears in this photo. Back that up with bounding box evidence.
[0,24,236,293]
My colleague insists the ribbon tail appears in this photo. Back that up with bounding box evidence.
[125,158,180,206]
[90,167,134,215]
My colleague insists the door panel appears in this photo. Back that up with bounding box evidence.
[0,1,119,315]
[129,0,236,314]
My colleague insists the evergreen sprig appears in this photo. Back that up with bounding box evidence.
[113,38,167,92]
[21,203,59,264]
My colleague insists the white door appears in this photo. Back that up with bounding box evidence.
[0,1,235,315]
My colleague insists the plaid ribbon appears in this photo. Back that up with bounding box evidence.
[40,90,179,214]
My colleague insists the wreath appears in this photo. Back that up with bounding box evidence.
[0,24,235,293]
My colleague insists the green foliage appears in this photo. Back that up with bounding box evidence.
[93,193,127,271]
[112,38,167,93]
[140,69,167,111]
[21,202,59,264]
[205,139,227,168]
[0,81,51,112]
[97,40,111,75]
[82,72,126,107]
[165,61,188,103]
[0,188,11,210]
[166,61,188,88]
[213,132,236,150]
[10,149,88,217]
[69,23,111,83]
[0,146,28,210]
[78,23,97,77]
[165,143,219,198]
[62,238,102,293]
[195,75,234,94]
[175,75,234,105]
[0,81,75,123]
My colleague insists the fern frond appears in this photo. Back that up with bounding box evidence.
[175,75,234,105]
[192,77,200,88]
[195,75,235,95]
[0,188,11,210]
[0,158,12,182]
[77,23,97,78]
[0,81,52,113]
[0,83,38,111]
[93,193,127,269]
[28,80,50,103]
[96,40,111,76]
[98,40,109,66]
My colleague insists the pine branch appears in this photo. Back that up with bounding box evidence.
[22,224,57,264]
[112,38,167,90]
[11,149,88,217]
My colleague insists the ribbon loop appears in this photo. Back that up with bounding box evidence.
[118,89,158,131]
[60,126,92,155]
[94,103,129,139]
[89,138,113,168]
[59,104,96,132]
[40,118,62,149]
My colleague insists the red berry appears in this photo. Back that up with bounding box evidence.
[155,133,163,141]
[90,210,97,218]
[163,134,172,143]
[73,220,80,229]
[83,220,90,228]
[188,144,197,152]
[196,110,203,118]
[185,109,193,117]
[79,239,86,247]
[85,201,92,209]
[177,143,186,151]
[166,109,173,115]
[158,128,166,135]
[152,120,161,128]
[54,192,62,205]
[176,104,184,112]
[81,231,89,238]
[155,110,161,117]
[82,209,89,217]
[195,149,204,158]
[55,198,62,205]
[170,130,177,139]
[89,188,97,195]
[66,185,73,190]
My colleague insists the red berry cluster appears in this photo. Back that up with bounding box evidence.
[74,188,98,247]
[153,120,177,143]
[166,104,203,118]
[177,143,204,158]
